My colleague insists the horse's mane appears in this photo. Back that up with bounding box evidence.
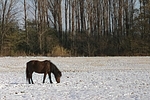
[50,62,62,77]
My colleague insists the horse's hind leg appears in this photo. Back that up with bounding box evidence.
[28,74,31,84]
[28,73,34,84]
[28,78,33,84]
[31,73,34,84]
[31,78,34,84]
[28,78,31,84]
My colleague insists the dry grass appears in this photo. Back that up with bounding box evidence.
[51,45,70,57]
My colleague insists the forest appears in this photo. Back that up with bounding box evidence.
[0,0,150,56]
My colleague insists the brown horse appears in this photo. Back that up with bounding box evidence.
[26,60,62,84]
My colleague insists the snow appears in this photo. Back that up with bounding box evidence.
[0,56,150,100]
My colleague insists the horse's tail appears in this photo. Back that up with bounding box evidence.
[26,63,29,82]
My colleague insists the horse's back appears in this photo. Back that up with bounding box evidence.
[27,60,38,68]
[26,60,50,73]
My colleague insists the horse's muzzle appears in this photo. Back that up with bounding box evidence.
[56,77,60,83]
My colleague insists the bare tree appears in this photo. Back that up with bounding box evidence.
[65,0,68,32]
[23,0,29,53]
[0,0,18,55]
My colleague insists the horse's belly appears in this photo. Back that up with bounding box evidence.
[34,69,50,73]
[35,71,45,74]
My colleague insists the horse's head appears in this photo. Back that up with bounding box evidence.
[50,62,62,83]
[55,71,62,83]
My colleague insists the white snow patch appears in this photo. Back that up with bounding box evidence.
[0,57,150,100]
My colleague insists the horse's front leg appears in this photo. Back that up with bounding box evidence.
[43,73,47,83]
[48,73,53,83]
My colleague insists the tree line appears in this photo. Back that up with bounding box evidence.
[0,0,150,56]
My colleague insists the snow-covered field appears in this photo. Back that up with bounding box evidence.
[0,57,150,100]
